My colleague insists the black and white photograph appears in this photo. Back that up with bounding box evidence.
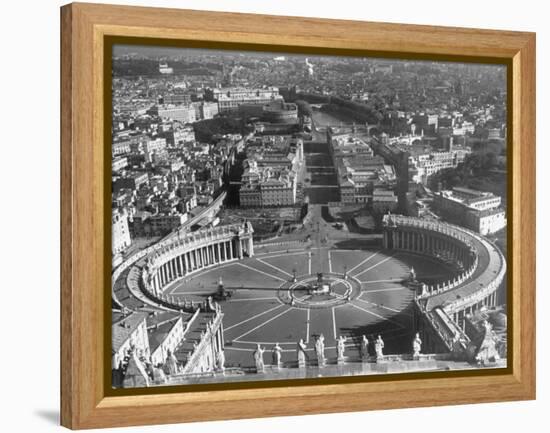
[110,45,508,389]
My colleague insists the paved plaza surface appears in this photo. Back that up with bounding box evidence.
[165,243,453,368]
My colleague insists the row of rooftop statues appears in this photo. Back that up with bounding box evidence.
[252,333,423,372]
[118,333,424,387]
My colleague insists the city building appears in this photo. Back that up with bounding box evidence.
[334,147,396,205]
[158,63,173,74]
[331,134,374,158]
[147,105,197,123]
[113,172,149,193]
[192,101,219,120]
[433,187,507,235]
[205,86,283,113]
[162,125,196,146]
[406,146,471,184]
[141,137,167,154]
[240,163,297,207]
[161,93,191,105]
[112,156,128,173]
[464,208,507,235]
[112,209,131,255]
[245,135,304,169]
[413,113,439,134]
[372,189,399,213]
[130,212,188,237]
[239,135,303,207]
[112,139,132,156]
[239,100,298,124]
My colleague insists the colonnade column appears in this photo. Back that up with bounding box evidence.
[170,259,176,279]
[236,239,243,259]
[153,273,160,295]
[178,255,184,276]
[161,263,167,286]
[217,243,222,262]
[163,262,169,282]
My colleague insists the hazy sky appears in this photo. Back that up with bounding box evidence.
[112,44,506,75]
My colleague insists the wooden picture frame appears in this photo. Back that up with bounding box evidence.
[61,2,535,429]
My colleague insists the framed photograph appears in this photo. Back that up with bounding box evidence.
[60,2,536,429]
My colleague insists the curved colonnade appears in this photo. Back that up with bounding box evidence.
[383,214,506,354]
[112,222,254,381]
[124,222,255,312]
[113,222,253,314]
[383,217,479,297]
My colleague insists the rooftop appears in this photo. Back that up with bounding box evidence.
[148,316,182,354]
[112,311,148,353]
